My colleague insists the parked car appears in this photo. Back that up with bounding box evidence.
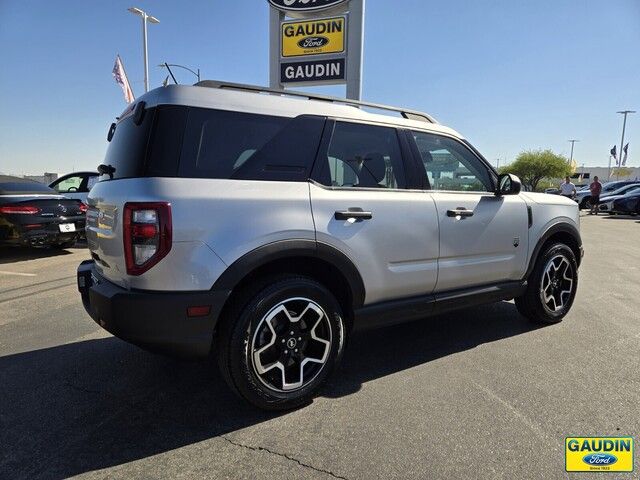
[0,175,87,248]
[611,190,640,215]
[49,171,98,203]
[77,81,582,410]
[576,181,640,209]
[598,184,640,213]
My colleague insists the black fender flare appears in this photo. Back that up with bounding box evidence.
[211,239,366,308]
[524,223,582,279]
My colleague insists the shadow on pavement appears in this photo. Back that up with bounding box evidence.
[0,247,72,265]
[601,215,639,220]
[0,301,540,479]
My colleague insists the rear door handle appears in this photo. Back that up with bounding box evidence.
[446,208,474,218]
[335,209,373,221]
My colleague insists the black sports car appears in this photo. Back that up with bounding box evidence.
[612,190,640,215]
[0,175,87,248]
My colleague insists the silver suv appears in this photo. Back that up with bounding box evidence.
[77,81,583,410]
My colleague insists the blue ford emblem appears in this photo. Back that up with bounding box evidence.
[582,453,617,466]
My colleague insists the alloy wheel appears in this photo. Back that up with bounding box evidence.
[540,254,574,313]
[250,297,332,392]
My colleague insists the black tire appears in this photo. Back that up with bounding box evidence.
[515,243,578,324]
[216,275,346,410]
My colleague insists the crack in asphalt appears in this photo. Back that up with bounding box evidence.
[220,435,349,480]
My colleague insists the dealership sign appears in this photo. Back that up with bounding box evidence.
[268,0,348,13]
[282,17,345,57]
[281,58,345,84]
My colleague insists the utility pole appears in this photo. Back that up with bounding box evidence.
[568,139,579,165]
[128,7,160,92]
[617,110,635,173]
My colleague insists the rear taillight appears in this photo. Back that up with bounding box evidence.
[123,202,172,275]
[79,203,88,213]
[0,205,41,215]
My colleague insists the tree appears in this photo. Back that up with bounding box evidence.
[499,149,572,191]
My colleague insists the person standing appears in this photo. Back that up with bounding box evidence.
[589,175,602,215]
[559,176,577,199]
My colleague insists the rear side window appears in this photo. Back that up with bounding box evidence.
[178,109,324,181]
[318,121,406,189]
[100,105,324,182]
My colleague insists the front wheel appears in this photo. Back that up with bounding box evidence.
[515,243,578,324]
[217,275,346,410]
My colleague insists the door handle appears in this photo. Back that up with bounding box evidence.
[335,209,373,221]
[447,208,474,218]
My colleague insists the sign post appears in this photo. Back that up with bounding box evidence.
[268,0,365,100]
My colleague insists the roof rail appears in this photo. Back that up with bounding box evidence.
[193,79,437,124]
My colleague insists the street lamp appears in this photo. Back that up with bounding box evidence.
[128,7,160,93]
[568,139,579,165]
[617,110,635,168]
[158,63,201,83]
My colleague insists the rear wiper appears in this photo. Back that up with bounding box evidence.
[98,164,116,179]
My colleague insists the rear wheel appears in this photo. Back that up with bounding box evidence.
[515,243,578,324]
[217,275,346,410]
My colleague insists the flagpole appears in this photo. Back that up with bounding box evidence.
[617,109,635,174]
[607,155,612,181]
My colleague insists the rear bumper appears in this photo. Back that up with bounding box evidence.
[0,216,85,246]
[77,260,230,357]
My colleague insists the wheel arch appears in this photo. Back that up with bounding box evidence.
[524,223,582,279]
[211,239,365,330]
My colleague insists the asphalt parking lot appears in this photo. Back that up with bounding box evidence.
[1,214,639,479]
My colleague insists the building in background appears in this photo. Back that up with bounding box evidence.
[22,172,58,184]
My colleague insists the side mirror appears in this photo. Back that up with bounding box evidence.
[496,173,522,196]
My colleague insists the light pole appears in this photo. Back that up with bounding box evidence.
[128,7,160,93]
[568,139,579,165]
[158,63,201,83]
[617,110,635,169]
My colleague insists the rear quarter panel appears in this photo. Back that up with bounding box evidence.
[87,178,314,291]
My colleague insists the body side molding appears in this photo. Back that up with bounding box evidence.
[524,222,582,279]
[211,239,366,308]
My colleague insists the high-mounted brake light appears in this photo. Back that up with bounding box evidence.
[0,205,41,215]
[123,202,172,275]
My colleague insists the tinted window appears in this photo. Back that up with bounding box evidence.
[101,106,154,181]
[179,109,324,181]
[412,131,492,192]
[146,106,189,177]
[0,180,55,195]
[320,122,406,189]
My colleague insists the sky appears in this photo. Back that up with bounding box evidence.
[0,0,638,176]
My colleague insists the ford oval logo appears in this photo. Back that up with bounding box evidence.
[582,453,617,466]
[297,36,329,49]
[268,0,348,12]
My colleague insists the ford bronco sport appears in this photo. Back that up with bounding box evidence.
[77,81,582,410]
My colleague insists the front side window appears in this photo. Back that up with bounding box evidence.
[321,122,406,189]
[52,176,82,193]
[412,131,492,192]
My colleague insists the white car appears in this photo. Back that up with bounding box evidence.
[49,171,98,204]
[77,81,583,410]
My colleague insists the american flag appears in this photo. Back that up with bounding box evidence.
[112,55,134,103]
[622,143,629,166]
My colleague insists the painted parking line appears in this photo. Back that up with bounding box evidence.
[0,271,37,277]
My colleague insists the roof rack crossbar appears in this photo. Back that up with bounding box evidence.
[194,80,437,124]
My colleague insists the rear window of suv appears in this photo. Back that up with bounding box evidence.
[101,104,325,182]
